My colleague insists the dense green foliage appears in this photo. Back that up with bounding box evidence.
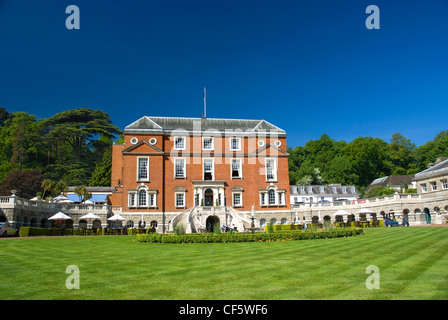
[0,106,446,199]
[288,132,448,193]
[0,108,121,198]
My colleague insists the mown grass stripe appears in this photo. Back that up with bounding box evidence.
[1,228,448,299]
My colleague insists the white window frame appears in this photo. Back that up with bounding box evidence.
[174,158,186,178]
[128,192,137,207]
[138,189,147,207]
[260,192,266,206]
[421,183,427,192]
[231,158,242,179]
[261,188,286,206]
[268,189,276,205]
[174,136,186,151]
[175,192,185,208]
[148,192,157,207]
[441,179,448,190]
[265,158,277,182]
[202,137,214,151]
[278,192,285,205]
[232,192,242,207]
[430,181,438,191]
[129,188,157,208]
[230,137,241,151]
[203,158,214,181]
[137,157,149,182]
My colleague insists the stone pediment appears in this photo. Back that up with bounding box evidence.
[249,143,288,157]
[122,140,165,155]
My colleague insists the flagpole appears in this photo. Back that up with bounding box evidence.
[203,87,206,119]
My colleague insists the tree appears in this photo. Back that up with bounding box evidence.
[42,108,121,160]
[0,108,10,126]
[343,137,390,188]
[0,169,44,198]
[325,156,358,186]
[89,148,112,186]
[387,132,416,175]
[415,130,448,171]
[0,112,46,178]
[41,179,54,200]
[74,185,92,203]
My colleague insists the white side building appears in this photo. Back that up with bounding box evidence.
[290,183,360,206]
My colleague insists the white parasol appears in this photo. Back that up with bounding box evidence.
[355,208,376,214]
[48,211,72,220]
[79,212,101,229]
[107,213,126,228]
[48,211,72,230]
[332,209,351,216]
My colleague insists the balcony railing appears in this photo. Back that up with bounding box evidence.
[292,193,421,209]
[0,196,116,213]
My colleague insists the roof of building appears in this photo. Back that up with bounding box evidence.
[290,184,360,196]
[415,158,448,180]
[124,116,286,135]
[368,175,414,188]
[67,187,116,193]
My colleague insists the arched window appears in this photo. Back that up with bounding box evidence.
[138,190,147,207]
[126,220,134,228]
[268,189,276,205]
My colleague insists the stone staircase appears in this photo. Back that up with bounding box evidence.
[169,206,254,233]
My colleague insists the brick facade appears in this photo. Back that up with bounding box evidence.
[109,117,291,228]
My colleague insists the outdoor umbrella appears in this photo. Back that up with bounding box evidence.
[355,208,375,214]
[48,211,72,221]
[107,213,126,228]
[54,195,70,202]
[332,209,351,216]
[48,212,72,232]
[79,213,101,229]
[332,210,352,224]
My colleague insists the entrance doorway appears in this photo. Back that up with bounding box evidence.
[424,208,431,224]
[204,189,214,206]
[206,215,220,232]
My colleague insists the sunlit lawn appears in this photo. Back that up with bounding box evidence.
[1,227,447,300]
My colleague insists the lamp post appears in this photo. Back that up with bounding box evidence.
[250,205,256,234]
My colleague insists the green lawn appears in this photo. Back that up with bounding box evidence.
[1,227,447,300]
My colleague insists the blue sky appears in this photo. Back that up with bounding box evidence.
[0,0,447,148]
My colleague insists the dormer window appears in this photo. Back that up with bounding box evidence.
[174,136,186,150]
[230,137,241,151]
[202,137,214,150]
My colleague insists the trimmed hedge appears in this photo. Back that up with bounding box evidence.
[19,227,48,237]
[18,227,152,237]
[136,228,364,244]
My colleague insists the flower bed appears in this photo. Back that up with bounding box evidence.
[136,227,364,244]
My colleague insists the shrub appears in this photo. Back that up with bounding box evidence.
[19,227,47,237]
[136,228,364,244]
[174,224,186,235]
